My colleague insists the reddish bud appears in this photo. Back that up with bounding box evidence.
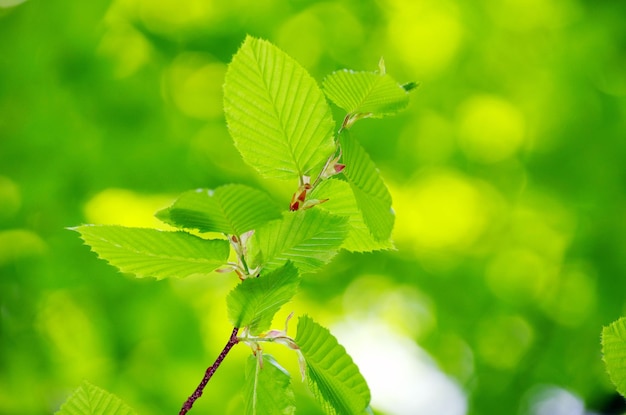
[289,183,311,211]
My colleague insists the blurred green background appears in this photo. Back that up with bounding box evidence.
[1,0,625,414]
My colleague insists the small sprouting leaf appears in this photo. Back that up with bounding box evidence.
[224,36,336,181]
[296,316,371,415]
[72,225,229,280]
[249,209,348,274]
[339,131,394,241]
[310,178,393,252]
[244,354,296,415]
[602,317,626,397]
[156,184,281,236]
[55,380,137,415]
[227,262,300,334]
[323,62,411,120]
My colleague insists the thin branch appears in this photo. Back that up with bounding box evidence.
[179,327,240,415]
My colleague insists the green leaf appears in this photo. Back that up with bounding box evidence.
[339,132,394,241]
[156,184,281,236]
[323,64,410,119]
[244,354,296,415]
[296,316,371,415]
[602,317,626,397]
[249,209,348,274]
[227,262,300,334]
[72,225,229,280]
[311,178,393,252]
[55,380,137,415]
[223,36,336,181]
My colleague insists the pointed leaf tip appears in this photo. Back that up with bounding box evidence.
[323,63,412,120]
[73,225,230,280]
[224,36,335,181]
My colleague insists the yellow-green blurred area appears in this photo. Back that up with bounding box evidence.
[1,0,625,414]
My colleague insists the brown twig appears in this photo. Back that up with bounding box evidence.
[179,327,240,414]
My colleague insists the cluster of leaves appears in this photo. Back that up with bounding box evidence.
[61,36,414,415]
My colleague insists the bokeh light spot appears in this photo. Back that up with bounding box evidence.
[476,314,534,369]
[277,3,364,69]
[392,171,489,251]
[342,274,436,339]
[36,292,110,380]
[0,229,46,266]
[486,248,555,304]
[83,188,173,228]
[397,112,455,165]
[510,192,576,261]
[0,176,21,220]
[387,0,463,78]
[276,12,324,70]
[165,53,226,120]
[524,386,585,415]
[334,319,466,415]
[137,0,215,34]
[457,95,526,163]
[431,333,475,384]
[98,23,152,78]
[541,264,596,326]
[485,0,582,31]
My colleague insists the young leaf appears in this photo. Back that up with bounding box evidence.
[227,261,300,334]
[339,131,394,241]
[156,184,281,236]
[55,380,137,415]
[249,209,348,274]
[296,316,371,415]
[310,178,393,252]
[223,36,336,181]
[602,317,626,397]
[72,225,229,280]
[323,63,410,119]
[244,354,296,415]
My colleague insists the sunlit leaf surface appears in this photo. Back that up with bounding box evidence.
[296,315,371,415]
[224,36,336,181]
[250,210,348,274]
[311,178,393,252]
[156,184,281,235]
[323,67,410,118]
[603,317,626,397]
[339,132,394,241]
[55,381,137,415]
[244,355,296,415]
[227,261,300,334]
[72,225,229,280]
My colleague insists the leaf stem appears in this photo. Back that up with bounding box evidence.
[179,327,240,415]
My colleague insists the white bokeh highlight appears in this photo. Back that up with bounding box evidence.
[333,319,467,415]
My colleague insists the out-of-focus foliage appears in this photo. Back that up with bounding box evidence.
[0,0,625,414]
